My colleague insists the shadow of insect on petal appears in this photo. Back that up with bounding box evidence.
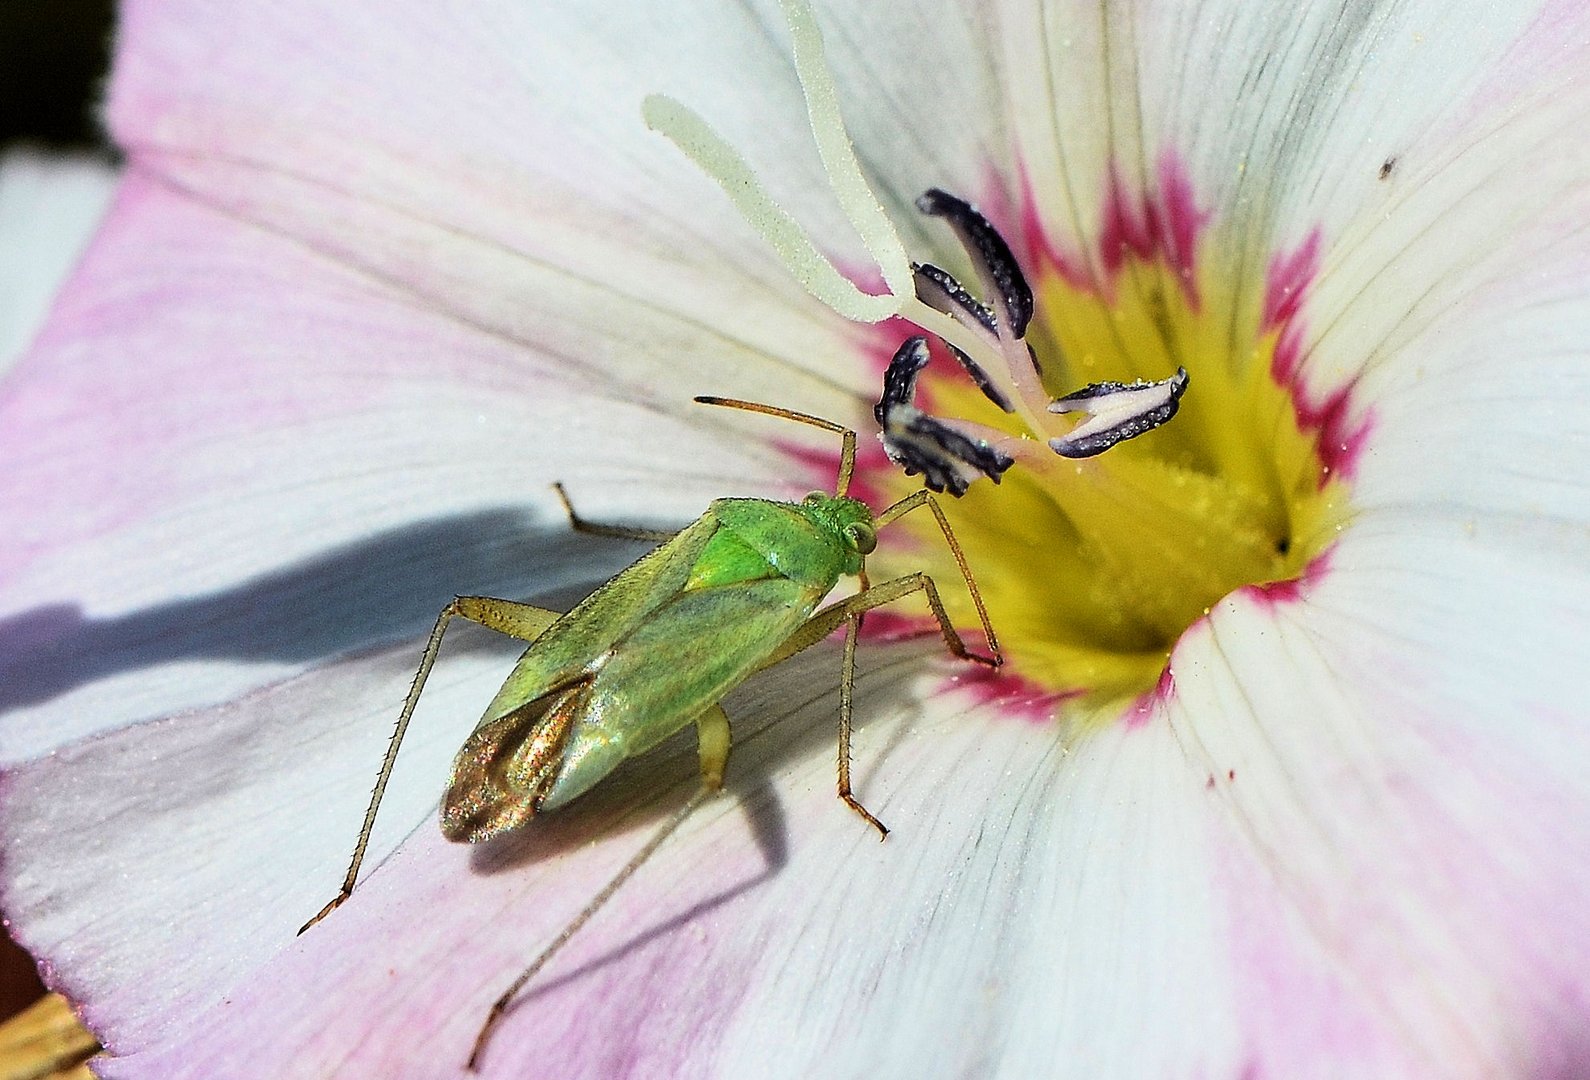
[0,508,638,712]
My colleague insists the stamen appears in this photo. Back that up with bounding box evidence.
[913,262,998,336]
[1047,368,1190,458]
[912,264,1013,414]
[915,189,1034,339]
[646,12,1193,494]
[906,191,1051,426]
[875,336,931,423]
[875,337,1017,496]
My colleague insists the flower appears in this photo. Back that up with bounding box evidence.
[3,1,1590,1078]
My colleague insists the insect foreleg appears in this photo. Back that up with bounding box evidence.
[468,703,731,1072]
[298,597,561,935]
[876,490,1002,665]
[554,482,677,542]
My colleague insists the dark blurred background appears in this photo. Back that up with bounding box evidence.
[1,0,116,1023]
[1,1,115,149]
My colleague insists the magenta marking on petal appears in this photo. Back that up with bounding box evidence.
[1099,163,1153,277]
[1014,153,1208,308]
[1238,550,1334,608]
[1276,367,1375,486]
[1099,156,1209,307]
[1124,659,1178,729]
[851,607,925,643]
[837,607,1061,724]
[943,662,1068,724]
[1262,229,1323,331]
[1011,155,1092,289]
[1270,319,1306,385]
[1156,153,1207,303]
[1304,386,1374,485]
[1260,229,1373,484]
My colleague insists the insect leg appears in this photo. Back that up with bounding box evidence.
[468,705,729,1072]
[298,597,561,935]
[694,703,732,790]
[554,482,677,542]
[839,609,887,837]
[758,566,994,674]
[759,572,999,836]
[875,489,1003,666]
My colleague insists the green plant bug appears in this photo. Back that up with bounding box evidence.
[298,395,1003,1070]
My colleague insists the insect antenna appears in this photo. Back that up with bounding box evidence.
[467,784,717,1071]
[693,395,858,496]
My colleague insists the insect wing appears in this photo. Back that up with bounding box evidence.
[474,513,720,726]
[441,676,593,843]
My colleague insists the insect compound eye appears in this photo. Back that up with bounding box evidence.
[803,491,828,506]
[843,521,877,555]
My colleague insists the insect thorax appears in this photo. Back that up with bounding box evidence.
[703,496,869,585]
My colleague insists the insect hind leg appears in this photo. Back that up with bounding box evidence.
[468,703,730,1071]
[299,596,560,935]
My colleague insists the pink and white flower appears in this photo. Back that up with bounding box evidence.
[2,2,1588,1078]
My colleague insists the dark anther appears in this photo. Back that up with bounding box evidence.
[911,263,1014,413]
[874,336,931,427]
[915,189,1034,338]
[876,337,1015,497]
[913,262,997,333]
[1048,367,1190,459]
[943,343,1015,414]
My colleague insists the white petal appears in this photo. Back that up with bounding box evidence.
[0,147,116,370]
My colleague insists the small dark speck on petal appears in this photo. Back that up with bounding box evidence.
[1379,156,1397,180]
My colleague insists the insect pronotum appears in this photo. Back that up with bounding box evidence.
[299,396,1003,1070]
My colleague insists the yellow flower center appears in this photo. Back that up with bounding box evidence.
[867,183,1355,717]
